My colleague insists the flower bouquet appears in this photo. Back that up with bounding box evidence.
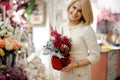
[43,26,71,70]
[0,38,20,67]
[0,25,22,67]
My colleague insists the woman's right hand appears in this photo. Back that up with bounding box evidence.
[61,63,78,72]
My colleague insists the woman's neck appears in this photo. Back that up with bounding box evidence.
[68,21,80,27]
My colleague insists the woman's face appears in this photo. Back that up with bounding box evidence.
[68,1,83,22]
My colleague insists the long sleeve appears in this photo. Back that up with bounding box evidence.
[83,27,100,64]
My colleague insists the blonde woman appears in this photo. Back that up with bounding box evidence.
[59,0,100,80]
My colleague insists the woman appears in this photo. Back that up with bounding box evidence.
[60,0,100,80]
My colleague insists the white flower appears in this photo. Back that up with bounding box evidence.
[5,39,13,51]
[37,78,42,80]
[32,70,38,76]
[28,74,34,80]
[6,32,13,38]
[0,32,4,36]
[28,64,35,69]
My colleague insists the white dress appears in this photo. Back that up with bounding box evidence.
[59,23,100,80]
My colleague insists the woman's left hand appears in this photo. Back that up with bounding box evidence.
[61,63,78,72]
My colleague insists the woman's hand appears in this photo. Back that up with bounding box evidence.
[61,59,91,72]
[61,63,78,72]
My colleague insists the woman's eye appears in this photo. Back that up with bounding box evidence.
[73,6,76,9]
[78,10,82,13]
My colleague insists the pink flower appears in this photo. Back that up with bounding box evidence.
[0,75,5,80]
[97,8,118,23]
[7,67,28,80]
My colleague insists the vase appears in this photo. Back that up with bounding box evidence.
[51,54,70,70]
[0,49,16,67]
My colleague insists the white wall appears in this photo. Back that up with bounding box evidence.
[32,0,49,51]
[97,0,120,13]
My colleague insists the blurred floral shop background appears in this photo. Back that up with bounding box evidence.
[0,0,120,80]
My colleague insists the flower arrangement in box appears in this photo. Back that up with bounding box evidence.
[43,26,72,70]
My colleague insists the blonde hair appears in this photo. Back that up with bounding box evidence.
[67,0,93,26]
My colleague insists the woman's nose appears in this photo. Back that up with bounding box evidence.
[73,10,77,15]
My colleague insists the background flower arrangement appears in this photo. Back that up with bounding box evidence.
[0,0,36,79]
[0,19,31,80]
[0,24,26,67]
[0,24,27,41]
[43,26,72,70]
[97,8,118,24]
[23,56,49,80]
[0,66,28,80]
